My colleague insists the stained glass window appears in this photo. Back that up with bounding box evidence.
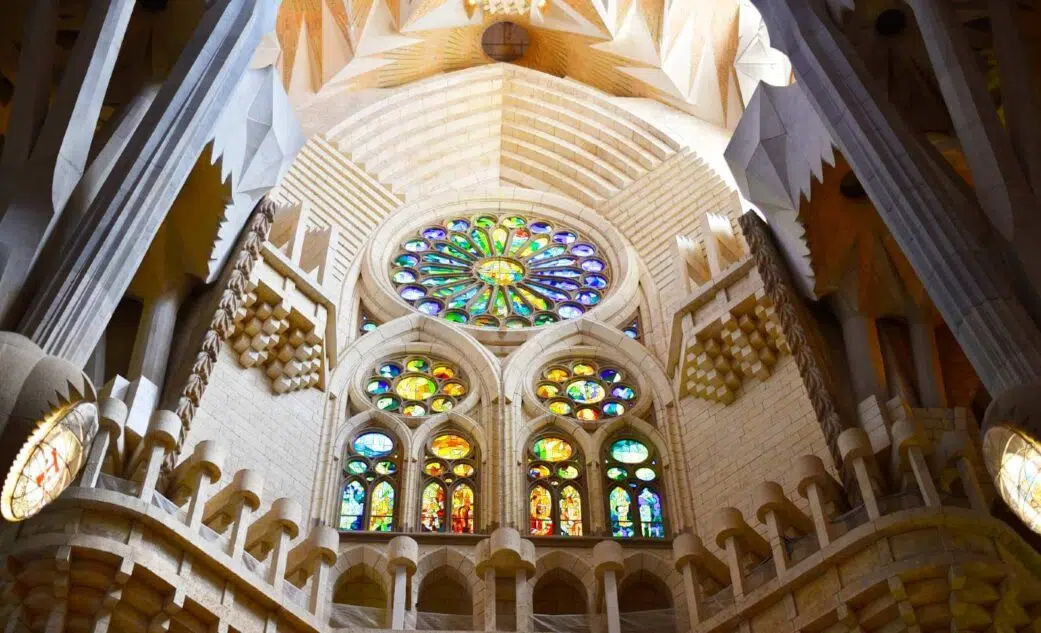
[602,436,664,539]
[535,359,637,422]
[359,309,379,336]
[622,316,640,341]
[527,434,584,536]
[421,432,478,533]
[367,354,468,417]
[389,214,611,329]
[338,429,400,532]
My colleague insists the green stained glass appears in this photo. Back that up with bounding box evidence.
[396,376,437,400]
[492,287,508,318]
[474,215,497,228]
[530,245,567,263]
[519,236,549,258]
[610,439,649,464]
[420,265,466,276]
[606,467,628,481]
[376,460,397,475]
[433,282,475,298]
[507,288,533,316]
[470,229,492,256]
[470,287,491,314]
[450,234,480,257]
[493,227,508,254]
[448,286,480,308]
[534,313,558,326]
[375,396,400,411]
[346,460,368,475]
[566,379,605,404]
[509,229,530,255]
[502,216,526,228]
[557,465,579,479]
[423,253,470,266]
[531,437,574,462]
[421,276,469,287]
[445,310,468,323]
[353,432,394,458]
[434,242,476,261]
[516,285,549,310]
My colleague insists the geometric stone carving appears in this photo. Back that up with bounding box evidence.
[677,259,790,404]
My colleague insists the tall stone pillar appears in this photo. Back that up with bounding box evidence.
[750,0,1041,396]
[387,536,418,630]
[476,528,536,633]
[593,541,624,633]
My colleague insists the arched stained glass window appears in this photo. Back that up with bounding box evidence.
[603,436,665,539]
[420,432,478,533]
[527,434,585,536]
[367,354,468,417]
[389,214,611,329]
[535,359,637,422]
[338,430,401,532]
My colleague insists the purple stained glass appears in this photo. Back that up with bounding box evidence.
[558,304,584,319]
[581,259,606,272]
[530,221,552,233]
[423,227,448,240]
[400,286,426,301]
[447,219,470,231]
[571,243,596,257]
[552,231,577,244]
[418,300,443,316]
[584,275,608,289]
[576,290,600,306]
[599,368,621,383]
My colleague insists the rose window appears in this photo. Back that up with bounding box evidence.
[535,360,637,421]
[389,214,611,328]
[366,355,468,417]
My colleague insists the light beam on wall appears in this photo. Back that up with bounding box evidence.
[983,383,1041,533]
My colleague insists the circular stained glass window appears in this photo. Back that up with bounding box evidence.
[367,355,468,418]
[536,360,636,421]
[389,214,611,329]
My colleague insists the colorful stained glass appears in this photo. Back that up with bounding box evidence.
[531,437,574,462]
[635,467,656,481]
[609,487,634,537]
[353,432,394,458]
[420,483,446,532]
[431,397,454,413]
[390,214,611,328]
[376,461,397,475]
[432,365,455,380]
[610,439,649,464]
[559,486,583,536]
[340,481,366,530]
[443,382,467,397]
[406,358,430,372]
[376,396,400,411]
[425,461,446,477]
[451,485,476,533]
[402,404,426,417]
[367,355,466,418]
[530,486,553,536]
[346,460,368,475]
[606,467,628,481]
[529,465,551,479]
[379,363,403,378]
[623,318,640,340]
[638,489,665,538]
[396,376,437,400]
[557,465,579,479]
[536,360,637,422]
[453,463,475,477]
[366,379,391,395]
[368,481,395,531]
[432,434,471,459]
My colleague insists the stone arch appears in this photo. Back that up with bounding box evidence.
[330,546,392,610]
[327,416,410,528]
[410,547,482,621]
[618,552,684,615]
[532,551,596,615]
[515,422,593,533]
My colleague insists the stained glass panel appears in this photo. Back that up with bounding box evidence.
[638,488,665,538]
[609,439,649,464]
[609,487,634,537]
[366,355,466,418]
[535,360,635,422]
[353,432,394,458]
[451,485,476,533]
[368,481,395,531]
[420,483,446,532]
[559,486,583,536]
[531,437,574,462]
[340,481,365,531]
[453,463,475,477]
[530,486,553,536]
[431,434,471,460]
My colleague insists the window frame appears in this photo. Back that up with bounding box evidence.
[602,433,667,540]
[338,428,403,532]
[526,431,587,537]
[419,429,480,534]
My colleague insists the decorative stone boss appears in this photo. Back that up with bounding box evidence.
[0,332,97,522]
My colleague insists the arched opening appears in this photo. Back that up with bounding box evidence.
[533,569,588,632]
[617,571,675,633]
[330,566,388,628]
[416,568,474,630]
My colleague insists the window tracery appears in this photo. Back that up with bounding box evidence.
[527,434,585,536]
[389,214,611,329]
[339,430,401,532]
[603,436,665,539]
[535,359,637,422]
[420,432,479,533]
[365,354,468,417]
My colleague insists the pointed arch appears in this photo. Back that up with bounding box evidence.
[330,546,392,606]
[619,552,684,611]
[415,422,483,533]
[533,550,596,616]
[411,547,482,621]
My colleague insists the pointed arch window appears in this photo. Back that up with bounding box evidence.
[527,434,585,536]
[420,432,479,533]
[339,430,401,532]
[603,436,665,539]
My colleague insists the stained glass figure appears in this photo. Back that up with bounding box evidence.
[339,429,401,532]
[421,431,478,533]
[390,214,611,328]
[603,435,665,539]
[527,434,585,536]
[369,482,395,531]
[367,354,468,418]
[420,483,446,532]
[535,359,635,422]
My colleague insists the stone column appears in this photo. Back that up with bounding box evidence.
[838,429,882,520]
[307,529,338,622]
[672,533,728,629]
[891,419,941,508]
[387,536,418,630]
[182,441,225,531]
[593,541,624,633]
[482,567,497,632]
[710,508,770,599]
[79,397,127,488]
[934,431,989,513]
[136,411,181,501]
[265,500,302,594]
[908,318,947,408]
[794,456,840,548]
[515,568,533,633]
[829,293,887,404]
[476,528,536,632]
[753,482,814,575]
[750,0,1041,397]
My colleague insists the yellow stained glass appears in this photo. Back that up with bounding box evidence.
[431,397,454,413]
[572,363,595,376]
[432,365,455,380]
[536,384,559,398]
[451,484,476,533]
[544,368,569,382]
[443,382,467,397]
[453,463,475,477]
[529,486,553,536]
[531,437,573,461]
[432,434,471,459]
[396,376,437,400]
[425,461,446,477]
[475,258,525,285]
[548,401,572,415]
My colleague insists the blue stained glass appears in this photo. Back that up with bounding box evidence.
[558,304,584,319]
[599,369,621,383]
[611,385,636,400]
[404,239,427,252]
[552,231,577,244]
[340,481,365,531]
[532,257,579,269]
[571,243,596,257]
[576,290,600,306]
[400,286,426,301]
[610,439,649,464]
[533,269,583,279]
[530,221,552,233]
[394,254,419,267]
[423,227,447,240]
[581,259,606,272]
[584,275,608,289]
[609,487,634,538]
[353,432,394,458]
[529,246,567,263]
[447,219,470,231]
[638,488,665,538]
[538,279,581,291]
[378,364,402,379]
[418,300,443,316]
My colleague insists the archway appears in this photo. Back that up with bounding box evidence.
[415,567,474,630]
[533,569,589,633]
[617,570,675,633]
[331,566,389,628]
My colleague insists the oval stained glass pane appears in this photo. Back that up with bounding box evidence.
[566,380,605,404]
[547,400,572,415]
[572,363,595,376]
[536,383,559,399]
[353,432,394,458]
[406,358,430,373]
[379,363,403,378]
[552,231,577,244]
[392,269,417,283]
[611,385,637,401]
[400,286,426,301]
[544,368,570,382]
[421,483,446,532]
[368,481,395,532]
[531,437,574,462]
[394,254,419,267]
[432,365,455,380]
[557,465,579,479]
[444,310,468,323]
[530,221,552,233]
[430,397,454,413]
[609,439,649,464]
[404,239,428,252]
[447,218,469,231]
[375,396,400,411]
[599,368,621,383]
[417,300,443,316]
[529,464,551,479]
[558,304,584,319]
[451,484,476,534]
[431,434,471,460]
[571,243,596,257]
[575,407,600,422]
[606,467,628,481]
[402,403,426,417]
[423,227,447,240]
[635,467,656,482]
[453,463,475,477]
[376,460,398,475]
[581,259,606,272]
[396,376,437,400]
[529,486,553,536]
[345,460,368,475]
[366,379,391,395]
[442,382,467,397]
[425,461,446,477]
[602,402,625,417]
